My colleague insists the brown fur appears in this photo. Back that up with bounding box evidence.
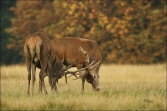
[24,32,64,95]
[52,37,102,91]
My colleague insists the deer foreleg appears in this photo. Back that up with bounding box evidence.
[82,76,85,92]
[76,64,86,92]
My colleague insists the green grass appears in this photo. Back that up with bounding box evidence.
[1,64,166,110]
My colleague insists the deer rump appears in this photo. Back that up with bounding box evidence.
[52,37,102,91]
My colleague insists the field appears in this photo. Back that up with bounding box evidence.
[1,64,166,110]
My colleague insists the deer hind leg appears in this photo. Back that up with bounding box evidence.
[31,63,36,95]
[39,69,48,95]
[39,70,42,94]
[39,58,48,95]
[43,73,48,95]
[27,59,31,95]
[41,71,48,95]
[37,46,48,95]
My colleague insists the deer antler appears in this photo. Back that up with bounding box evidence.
[63,47,94,84]
[79,47,89,63]
[64,60,94,84]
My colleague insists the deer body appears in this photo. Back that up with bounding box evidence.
[52,37,102,91]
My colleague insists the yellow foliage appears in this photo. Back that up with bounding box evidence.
[4,0,166,64]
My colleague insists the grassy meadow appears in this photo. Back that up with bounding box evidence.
[1,64,166,110]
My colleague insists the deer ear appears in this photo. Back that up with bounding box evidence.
[90,61,101,70]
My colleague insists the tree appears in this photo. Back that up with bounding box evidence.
[1,1,19,65]
[5,0,166,64]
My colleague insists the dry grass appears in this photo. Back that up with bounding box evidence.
[1,64,166,110]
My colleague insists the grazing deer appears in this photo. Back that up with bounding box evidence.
[52,37,102,91]
[24,32,66,95]
[24,32,93,95]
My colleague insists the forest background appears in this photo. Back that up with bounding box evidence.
[1,0,166,65]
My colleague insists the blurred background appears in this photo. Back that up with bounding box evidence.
[1,0,166,65]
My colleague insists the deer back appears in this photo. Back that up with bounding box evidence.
[52,37,102,67]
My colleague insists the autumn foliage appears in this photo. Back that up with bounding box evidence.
[6,0,166,64]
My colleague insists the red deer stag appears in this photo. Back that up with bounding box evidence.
[24,32,66,95]
[52,37,102,91]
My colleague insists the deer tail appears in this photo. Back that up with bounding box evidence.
[28,44,36,62]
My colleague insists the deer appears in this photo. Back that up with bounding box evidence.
[24,32,67,95]
[51,37,102,91]
[24,32,94,95]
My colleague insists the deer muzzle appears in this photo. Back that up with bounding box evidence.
[93,76,100,91]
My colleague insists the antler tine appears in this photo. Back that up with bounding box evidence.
[64,70,79,84]
[79,47,86,54]
[64,61,94,84]
[65,61,94,75]
[79,47,89,63]
[67,73,80,78]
